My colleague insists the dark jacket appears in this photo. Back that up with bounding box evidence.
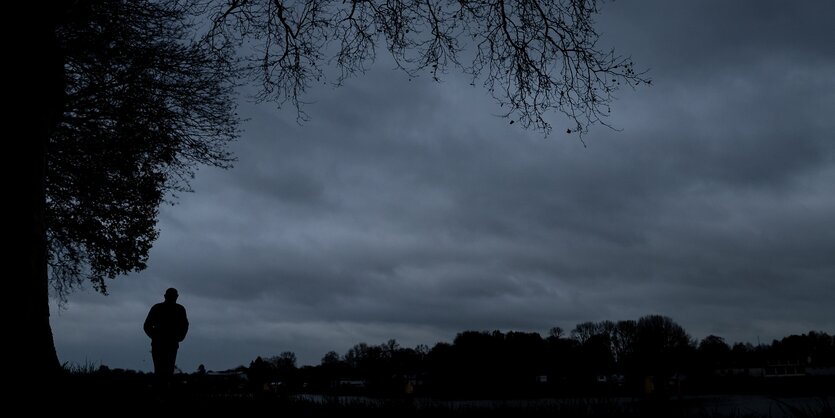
[144,302,189,344]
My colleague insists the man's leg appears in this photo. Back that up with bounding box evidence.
[161,345,177,376]
[151,344,164,377]
[151,342,177,389]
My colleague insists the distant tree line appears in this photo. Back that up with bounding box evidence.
[242,315,834,398]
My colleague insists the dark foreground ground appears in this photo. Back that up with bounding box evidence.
[46,392,835,417]
[33,372,834,417]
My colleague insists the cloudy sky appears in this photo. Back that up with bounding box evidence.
[52,0,835,373]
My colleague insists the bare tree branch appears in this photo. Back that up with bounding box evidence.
[205,0,649,135]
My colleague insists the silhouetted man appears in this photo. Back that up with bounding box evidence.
[144,288,189,379]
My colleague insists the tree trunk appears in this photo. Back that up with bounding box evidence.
[24,112,61,378]
[15,8,65,381]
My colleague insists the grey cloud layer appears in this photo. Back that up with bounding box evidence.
[53,0,835,371]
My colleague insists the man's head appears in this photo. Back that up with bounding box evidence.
[164,288,179,302]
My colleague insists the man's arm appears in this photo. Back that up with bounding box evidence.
[178,305,189,342]
[143,306,156,339]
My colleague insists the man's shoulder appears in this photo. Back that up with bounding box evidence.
[146,303,164,318]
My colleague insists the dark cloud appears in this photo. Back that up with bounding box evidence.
[53,0,835,372]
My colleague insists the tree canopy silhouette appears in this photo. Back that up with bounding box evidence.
[23,0,648,377]
[49,0,239,297]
